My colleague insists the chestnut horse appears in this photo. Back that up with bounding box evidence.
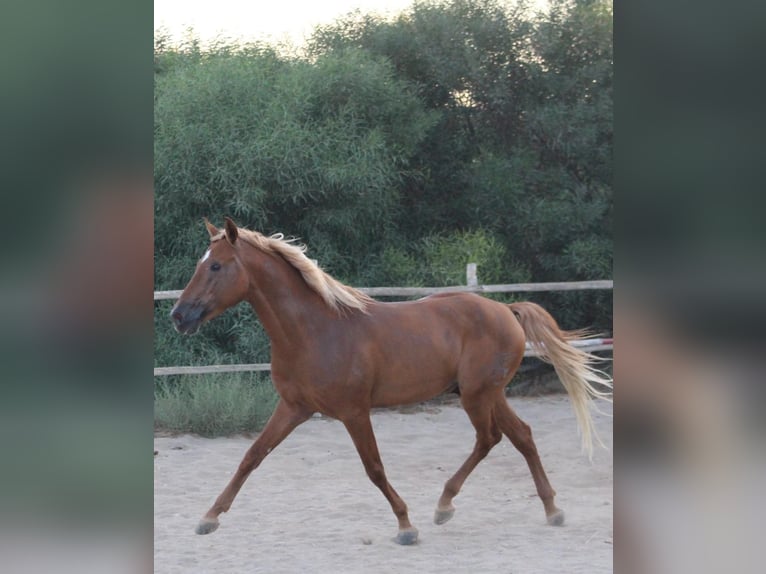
[170,218,612,545]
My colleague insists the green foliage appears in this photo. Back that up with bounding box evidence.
[360,229,528,289]
[526,0,613,187]
[363,245,424,287]
[306,2,612,305]
[420,229,516,286]
[155,373,279,436]
[154,43,436,285]
[564,235,613,278]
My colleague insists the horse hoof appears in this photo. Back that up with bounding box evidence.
[195,518,220,535]
[434,506,455,525]
[395,527,419,545]
[546,509,565,526]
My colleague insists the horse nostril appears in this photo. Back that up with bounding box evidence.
[170,310,184,325]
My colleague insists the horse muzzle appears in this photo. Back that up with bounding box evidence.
[170,302,207,335]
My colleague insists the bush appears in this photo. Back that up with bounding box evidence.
[154,373,279,436]
[420,229,519,286]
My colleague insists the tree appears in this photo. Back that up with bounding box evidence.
[308,0,612,328]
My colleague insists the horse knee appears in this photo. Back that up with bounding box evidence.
[237,456,257,474]
[365,464,387,486]
[475,432,501,457]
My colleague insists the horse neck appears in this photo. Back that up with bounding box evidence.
[240,245,334,348]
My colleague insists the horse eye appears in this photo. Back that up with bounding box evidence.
[210,262,221,272]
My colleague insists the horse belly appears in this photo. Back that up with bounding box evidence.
[369,338,459,408]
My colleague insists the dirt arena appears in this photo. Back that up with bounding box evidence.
[154,395,612,573]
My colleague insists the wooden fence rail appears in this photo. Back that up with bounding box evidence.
[154,279,613,301]
[154,267,612,377]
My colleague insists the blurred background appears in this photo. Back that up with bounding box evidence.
[0,1,153,573]
[617,2,766,573]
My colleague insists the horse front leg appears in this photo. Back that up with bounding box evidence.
[196,399,312,534]
[342,413,418,545]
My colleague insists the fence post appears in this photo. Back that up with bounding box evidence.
[466,262,478,287]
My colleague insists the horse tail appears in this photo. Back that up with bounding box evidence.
[508,301,613,460]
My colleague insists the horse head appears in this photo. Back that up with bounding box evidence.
[170,217,250,334]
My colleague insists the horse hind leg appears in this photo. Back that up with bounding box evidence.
[493,397,564,526]
[434,392,502,525]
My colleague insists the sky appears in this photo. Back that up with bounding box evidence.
[154,1,550,48]
[154,0,417,48]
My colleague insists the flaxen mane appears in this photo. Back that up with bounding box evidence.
[214,227,373,314]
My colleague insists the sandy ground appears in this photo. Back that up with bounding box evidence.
[154,395,612,574]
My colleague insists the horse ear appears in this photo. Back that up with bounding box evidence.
[203,218,219,238]
[224,217,238,244]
